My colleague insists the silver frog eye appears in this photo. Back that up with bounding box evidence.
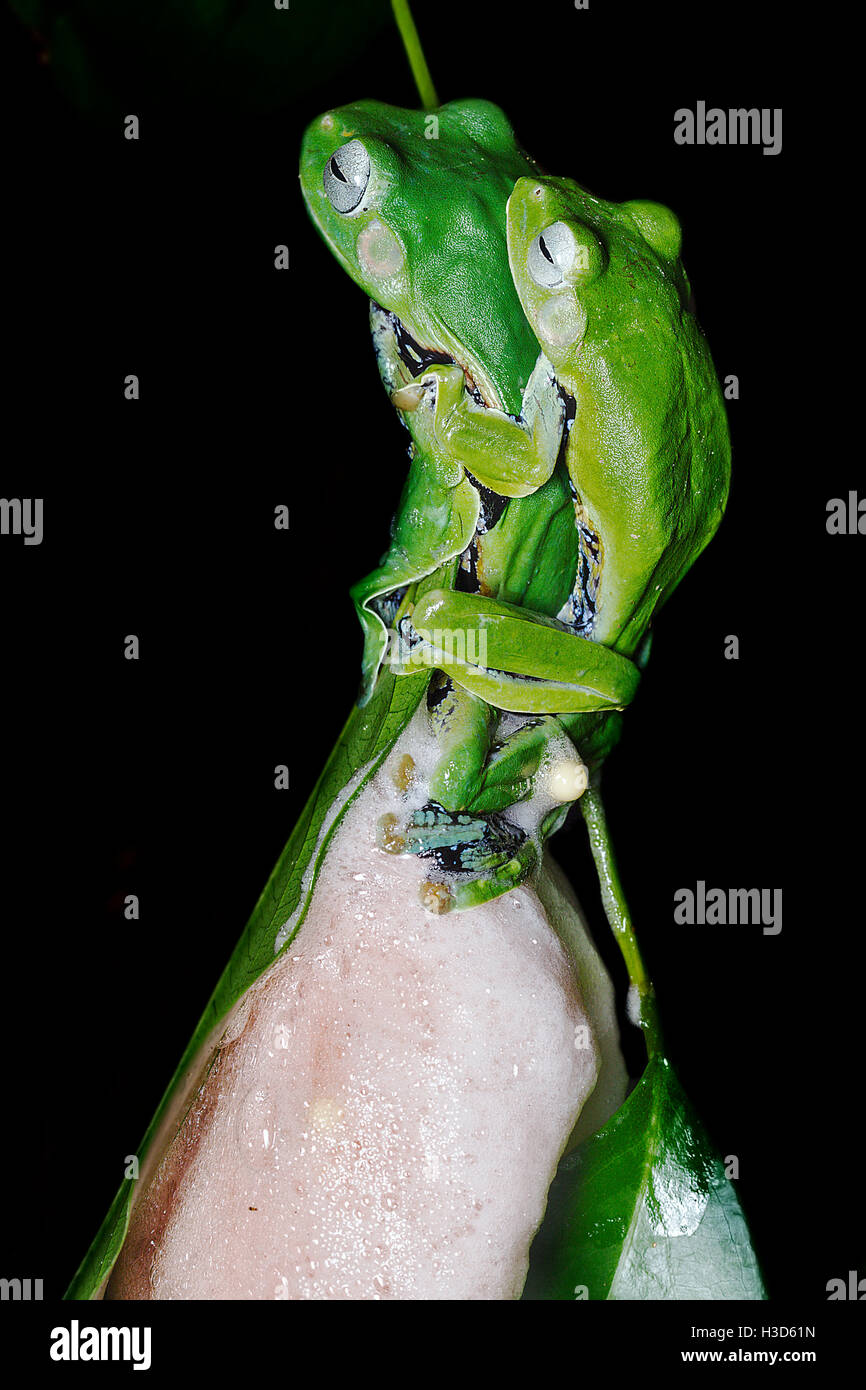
[527,221,576,288]
[323,139,371,214]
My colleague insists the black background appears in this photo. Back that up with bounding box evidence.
[2,0,860,1328]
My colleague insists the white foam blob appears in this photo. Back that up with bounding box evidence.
[107,705,626,1300]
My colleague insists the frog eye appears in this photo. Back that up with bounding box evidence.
[527,221,577,288]
[323,139,371,214]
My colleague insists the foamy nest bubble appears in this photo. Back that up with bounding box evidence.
[107,703,627,1300]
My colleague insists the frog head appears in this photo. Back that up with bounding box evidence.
[299,99,541,419]
[506,176,730,653]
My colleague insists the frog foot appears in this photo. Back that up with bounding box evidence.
[420,837,539,914]
[405,801,524,870]
[377,800,537,914]
[372,303,495,412]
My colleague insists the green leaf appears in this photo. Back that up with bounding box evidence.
[351,473,479,704]
[64,1183,136,1302]
[65,667,429,1299]
[523,1055,767,1300]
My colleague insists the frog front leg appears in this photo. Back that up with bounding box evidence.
[393,357,566,500]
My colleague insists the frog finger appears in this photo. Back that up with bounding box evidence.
[389,382,427,412]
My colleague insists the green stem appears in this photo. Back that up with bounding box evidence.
[580,780,664,1061]
[391,0,440,109]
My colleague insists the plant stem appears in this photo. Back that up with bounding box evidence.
[580,780,664,1060]
[391,0,440,109]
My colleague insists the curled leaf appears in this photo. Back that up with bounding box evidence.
[524,1055,767,1300]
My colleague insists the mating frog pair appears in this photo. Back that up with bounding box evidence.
[299,98,729,912]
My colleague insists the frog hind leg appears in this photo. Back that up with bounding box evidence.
[426,673,496,812]
[405,804,524,870]
[382,676,535,911]
[465,714,568,815]
[418,831,539,915]
[396,683,592,912]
